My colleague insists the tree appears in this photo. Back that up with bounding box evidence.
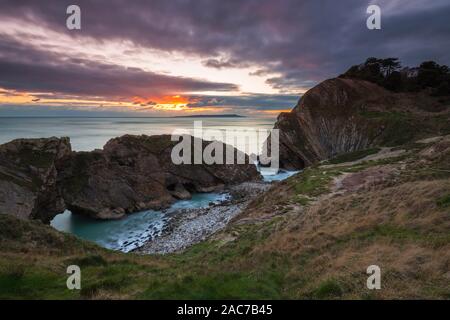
[384,71,402,91]
[418,61,449,89]
[380,58,401,77]
[365,57,381,65]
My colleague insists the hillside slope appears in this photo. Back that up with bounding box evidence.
[1,135,449,299]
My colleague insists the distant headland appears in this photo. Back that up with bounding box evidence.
[174,114,245,118]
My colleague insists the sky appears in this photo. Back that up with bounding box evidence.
[0,0,449,117]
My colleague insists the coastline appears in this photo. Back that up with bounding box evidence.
[135,181,271,254]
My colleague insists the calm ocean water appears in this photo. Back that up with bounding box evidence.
[0,116,299,252]
[0,116,276,152]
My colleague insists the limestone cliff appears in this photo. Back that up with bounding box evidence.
[0,134,260,221]
[57,134,261,219]
[267,78,450,169]
[0,137,71,223]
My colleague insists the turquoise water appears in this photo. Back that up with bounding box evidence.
[50,169,295,252]
[51,193,230,252]
[260,168,300,182]
[1,116,297,252]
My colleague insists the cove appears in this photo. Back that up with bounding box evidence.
[51,192,229,252]
[50,169,298,253]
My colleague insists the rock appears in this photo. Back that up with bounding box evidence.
[97,207,126,220]
[264,78,449,169]
[0,134,261,222]
[136,181,270,254]
[57,134,261,219]
[0,137,72,222]
[168,182,192,200]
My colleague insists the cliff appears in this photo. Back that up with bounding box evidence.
[267,78,450,169]
[0,134,260,221]
[58,134,260,219]
[0,137,71,223]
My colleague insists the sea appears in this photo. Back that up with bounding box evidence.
[0,116,298,251]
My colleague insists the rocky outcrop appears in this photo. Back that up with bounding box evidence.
[0,134,261,221]
[57,135,261,219]
[266,78,450,169]
[0,137,71,223]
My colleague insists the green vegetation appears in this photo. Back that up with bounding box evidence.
[289,166,341,197]
[139,271,282,299]
[312,279,343,299]
[333,224,450,248]
[342,57,450,95]
[359,111,409,120]
[0,136,449,300]
[293,195,311,205]
[437,194,450,208]
[359,111,421,146]
[0,213,290,300]
[327,148,380,164]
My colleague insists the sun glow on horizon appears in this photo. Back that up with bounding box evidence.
[0,18,302,116]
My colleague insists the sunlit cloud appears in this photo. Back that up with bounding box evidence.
[0,0,449,116]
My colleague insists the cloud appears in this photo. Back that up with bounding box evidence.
[186,93,299,110]
[0,0,449,106]
[0,34,238,100]
[202,58,248,69]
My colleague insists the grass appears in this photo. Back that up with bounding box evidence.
[289,166,341,197]
[0,266,77,300]
[66,254,108,267]
[333,224,450,248]
[293,195,311,205]
[286,150,408,200]
[358,111,440,146]
[359,111,409,121]
[312,279,343,299]
[139,271,283,299]
[327,148,381,164]
[436,194,450,208]
[0,137,449,300]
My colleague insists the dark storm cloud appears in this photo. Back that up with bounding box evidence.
[202,58,248,69]
[0,35,238,98]
[1,0,449,92]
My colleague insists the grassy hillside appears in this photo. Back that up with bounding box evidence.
[0,136,449,299]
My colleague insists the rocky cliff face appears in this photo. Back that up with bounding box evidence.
[0,137,71,222]
[0,134,260,221]
[267,78,449,169]
[57,134,261,219]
